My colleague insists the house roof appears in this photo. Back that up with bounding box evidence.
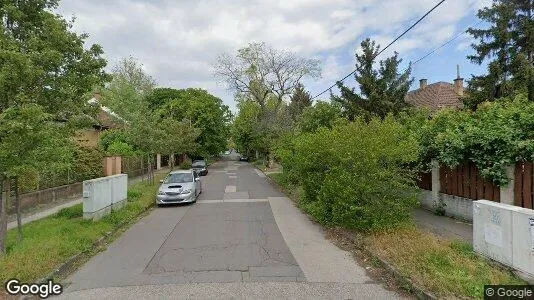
[88,97,125,129]
[404,82,463,112]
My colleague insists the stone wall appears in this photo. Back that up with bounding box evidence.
[8,182,82,214]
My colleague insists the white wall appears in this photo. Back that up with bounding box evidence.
[419,191,473,221]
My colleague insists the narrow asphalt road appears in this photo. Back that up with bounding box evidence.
[59,159,403,299]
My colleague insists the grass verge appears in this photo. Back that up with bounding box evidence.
[267,171,525,299]
[0,174,165,285]
[367,226,525,298]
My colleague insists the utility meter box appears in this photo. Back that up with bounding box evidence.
[473,200,520,267]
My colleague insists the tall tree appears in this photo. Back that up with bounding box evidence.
[149,88,232,158]
[214,42,321,112]
[288,83,312,121]
[332,39,413,121]
[466,0,534,107]
[0,0,108,116]
[102,57,164,183]
[0,0,108,255]
[112,56,156,95]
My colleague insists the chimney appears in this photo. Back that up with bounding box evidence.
[419,79,427,89]
[453,65,464,96]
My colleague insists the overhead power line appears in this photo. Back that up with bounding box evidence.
[312,0,446,99]
[409,19,483,68]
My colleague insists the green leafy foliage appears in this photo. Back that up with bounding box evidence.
[106,141,139,157]
[101,58,201,163]
[418,94,534,185]
[288,83,312,121]
[297,101,345,133]
[71,147,105,182]
[179,161,192,169]
[0,104,76,191]
[154,88,231,157]
[332,38,413,120]
[279,117,420,231]
[0,0,109,115]
[466,0,534,106]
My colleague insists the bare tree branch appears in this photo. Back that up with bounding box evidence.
[213,42,321,112]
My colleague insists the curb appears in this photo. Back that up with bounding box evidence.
[336,230,437,300]
[261,168,437,300]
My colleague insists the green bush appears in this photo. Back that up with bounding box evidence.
[106,141,139,157]
[285,116,420,231]
[179,161,192,169]
[418,94,534,185]
[72,147,105,182]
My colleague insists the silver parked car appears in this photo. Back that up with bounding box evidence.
[156,170,201,205]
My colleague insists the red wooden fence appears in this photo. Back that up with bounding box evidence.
[515,162,534,208]
[416,171,432,190]
[439,162,500,202]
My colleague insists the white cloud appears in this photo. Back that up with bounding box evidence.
[56,0,484,110]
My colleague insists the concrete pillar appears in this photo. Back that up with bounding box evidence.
[156,154,162,170]
[500,164,515,205]
[431,159,440,207]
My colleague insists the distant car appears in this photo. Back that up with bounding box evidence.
[224,150,231,155]
[156,170,201,205]
[192,160,208,176]
[239,155,249,161]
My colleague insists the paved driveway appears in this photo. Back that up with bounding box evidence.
[59,160,403,299]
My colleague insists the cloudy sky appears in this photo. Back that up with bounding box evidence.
[56,0,491,111]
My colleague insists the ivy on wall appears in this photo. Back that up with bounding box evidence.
[417,94,534,185]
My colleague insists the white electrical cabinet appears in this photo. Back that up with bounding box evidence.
[473,199,534,276]
[512,207,534,275]
[83,174,128,220]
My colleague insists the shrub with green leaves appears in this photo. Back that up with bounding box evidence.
[418,94,534,185]
[179,161,192,169]
[287,116,420,231]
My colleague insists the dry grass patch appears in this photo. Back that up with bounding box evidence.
[366,226,525,299]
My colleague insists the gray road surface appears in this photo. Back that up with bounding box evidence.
[59,160,403,299]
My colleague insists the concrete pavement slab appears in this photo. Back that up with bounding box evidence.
[144,202,303,283]
[60,160,402,299]
[269,196,371,284]
[66,205,191,291]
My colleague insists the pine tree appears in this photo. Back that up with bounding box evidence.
[288,83,312,121]
[332,39,413,121]
[466,0,534,108]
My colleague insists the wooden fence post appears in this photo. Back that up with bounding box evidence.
[500,164,515,205]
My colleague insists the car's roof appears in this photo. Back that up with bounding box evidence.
[169,170,193,174]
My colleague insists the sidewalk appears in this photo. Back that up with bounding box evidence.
[413,208,473,244]
[7,168,170,230]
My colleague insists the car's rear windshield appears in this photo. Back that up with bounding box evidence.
[164,173,193,183]
[192,161,206,167]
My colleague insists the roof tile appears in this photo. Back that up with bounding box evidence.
[404,82,463,112]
